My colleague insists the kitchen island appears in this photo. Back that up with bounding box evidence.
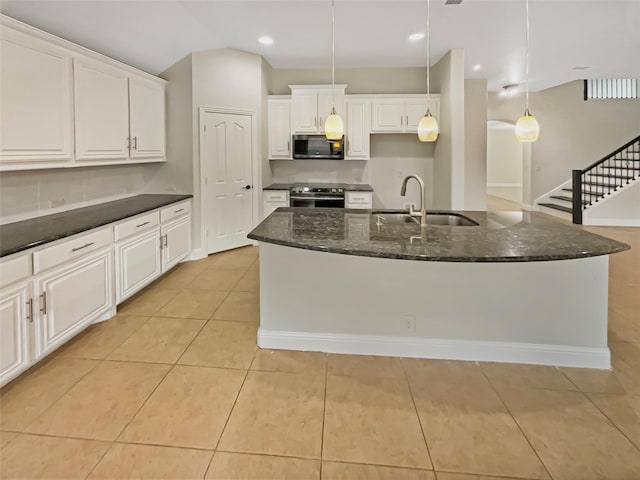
[248,208,629,369]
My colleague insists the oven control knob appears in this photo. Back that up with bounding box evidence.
[303,187,309,192]
[331,188,337,193]
[338,189,344,193]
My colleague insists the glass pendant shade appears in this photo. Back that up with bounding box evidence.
[515,109,540,142]
[324,107,344,140]
[417,111,439,142]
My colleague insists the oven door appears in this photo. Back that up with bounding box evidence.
[290,196,345,208]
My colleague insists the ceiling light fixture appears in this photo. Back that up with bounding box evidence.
[515,0,539,142]
[472,64,482,71]
[417,0,439,142]
[324,0,344,140]
[258,36,274,45]
[409,32,425,41]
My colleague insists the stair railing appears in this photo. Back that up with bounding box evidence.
[572,134,640,224]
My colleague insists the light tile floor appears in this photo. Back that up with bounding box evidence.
[1,222,639,479]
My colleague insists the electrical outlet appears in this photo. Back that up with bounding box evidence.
[49,199,65,208]
[402,314,416,332]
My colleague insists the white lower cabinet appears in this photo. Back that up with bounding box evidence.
[33,247,113,359]
[115,229,161,303]
[346,191,373,209]
[161,215,192,272]
[263,190,289,219]
[0,281,31,386]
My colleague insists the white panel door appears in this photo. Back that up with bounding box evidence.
[268,99,291,159]
[34,248,113,358]
[129,76,166,159]
[203,112,254,254]
[371,100,405,132]
[0,282,31,386]
[116,229,162,303]
[345,100,370,160]
[405,100,429,132]
[74,58,130,160]
[161,216,192,272]
[291,90,318,133]
[0,29,73,165]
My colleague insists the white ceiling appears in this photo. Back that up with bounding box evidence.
[1,0,638,92]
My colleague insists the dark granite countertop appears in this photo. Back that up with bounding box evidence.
[263,183,374,192]
[247,208,630,262]
[0,194,193,258]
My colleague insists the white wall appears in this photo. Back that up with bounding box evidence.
[488,80,640,206]
[487,127,523,185]
[0,165,144,224]
[271,160,369,184]
[464,79,488,210]
[584,180,640,226]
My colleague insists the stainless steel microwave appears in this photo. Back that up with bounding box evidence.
[292,135,344,160]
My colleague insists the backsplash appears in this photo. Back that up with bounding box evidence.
[0,165,145,224]
[270,159,370,184]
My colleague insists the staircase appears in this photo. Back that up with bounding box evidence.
[537,135,640,223]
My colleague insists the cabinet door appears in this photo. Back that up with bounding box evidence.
[291,90,318,133]
[371,100,405,132]
[268,99,292,159]
[116,229,161,303]
[405,100,429,132]
[74,58,130,161]
[0,29,73,166]
[346,192,373,209]
[34,248,113,358]
[129,77,166,159]
[161,216,191,272]
[317,90,345,131]
[0,283,31,387]
[345,100,370,160]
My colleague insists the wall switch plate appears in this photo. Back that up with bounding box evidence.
[49,199,65,208]
[402,314,416,332]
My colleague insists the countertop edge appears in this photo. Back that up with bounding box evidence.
[1,194,193,258]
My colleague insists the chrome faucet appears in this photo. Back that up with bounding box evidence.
[400,175,427,227]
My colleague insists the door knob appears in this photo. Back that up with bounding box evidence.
[244,185,252,190]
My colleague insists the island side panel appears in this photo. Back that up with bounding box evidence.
[257,242,611,369]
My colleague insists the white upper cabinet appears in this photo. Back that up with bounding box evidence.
[129,77,166,159]
[0,15,166,171]
[290,85,346,134]
[268,97,292,159]
[0,27,73,167]
[74,58,130,161]
[345,99,371,160]
[371,95,439,134]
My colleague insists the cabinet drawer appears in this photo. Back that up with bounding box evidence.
[114,210,160,241]
[33,228,112,273]
[0,253,31,289]
[346,192,372,207]
[160,200,191,223]
[264,191,289,204]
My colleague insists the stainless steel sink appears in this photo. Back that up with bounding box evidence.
[371,211,479,227]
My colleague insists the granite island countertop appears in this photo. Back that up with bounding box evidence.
[0,194,193,257]
[247,208,630,262]
[263,183,374,192]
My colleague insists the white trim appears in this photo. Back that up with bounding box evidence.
[521,203,538,211]
[258,329,611,369]
[198,107,260,256]
[534,178,572,206]
[187,248,207,261]
[583,218,640,227]
[487,183,523,188]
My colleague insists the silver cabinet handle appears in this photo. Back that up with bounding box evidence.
[164,234,168,248]
[39,292,47,315]
[136,221,151,228]
[174,208,185,214]
[319,116,323,127]
[314,116,317,127]
[406,115,409,125]
[287,140,290,153]
[132,136,138,150]
[160,235,164,250]
[400,116,403,126]
[26,298,34,323]
[72,242,94,252]
[127,137,131,149]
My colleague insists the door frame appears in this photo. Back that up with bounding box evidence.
[197,107,261,256]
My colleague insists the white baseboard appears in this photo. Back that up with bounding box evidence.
[583,218,640,227]
[187,248,206,261]
[258,329,611,369]
[487,183,523,188]
[521,203,537,211]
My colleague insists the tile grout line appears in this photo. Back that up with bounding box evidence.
[584,392,640,453]
[478,365,556,480]
[403,367,437,477]
[319,354,328,478]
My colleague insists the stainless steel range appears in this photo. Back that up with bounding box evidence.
[290,185,345,208]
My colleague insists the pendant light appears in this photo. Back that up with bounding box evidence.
[515,0,540,142]
[417,0,439,142]
[324,0,344,140]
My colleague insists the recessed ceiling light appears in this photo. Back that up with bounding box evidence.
[572,66,590,70]
[409,33,425,42]
[472,64,482,71]
[258,36,274,45]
